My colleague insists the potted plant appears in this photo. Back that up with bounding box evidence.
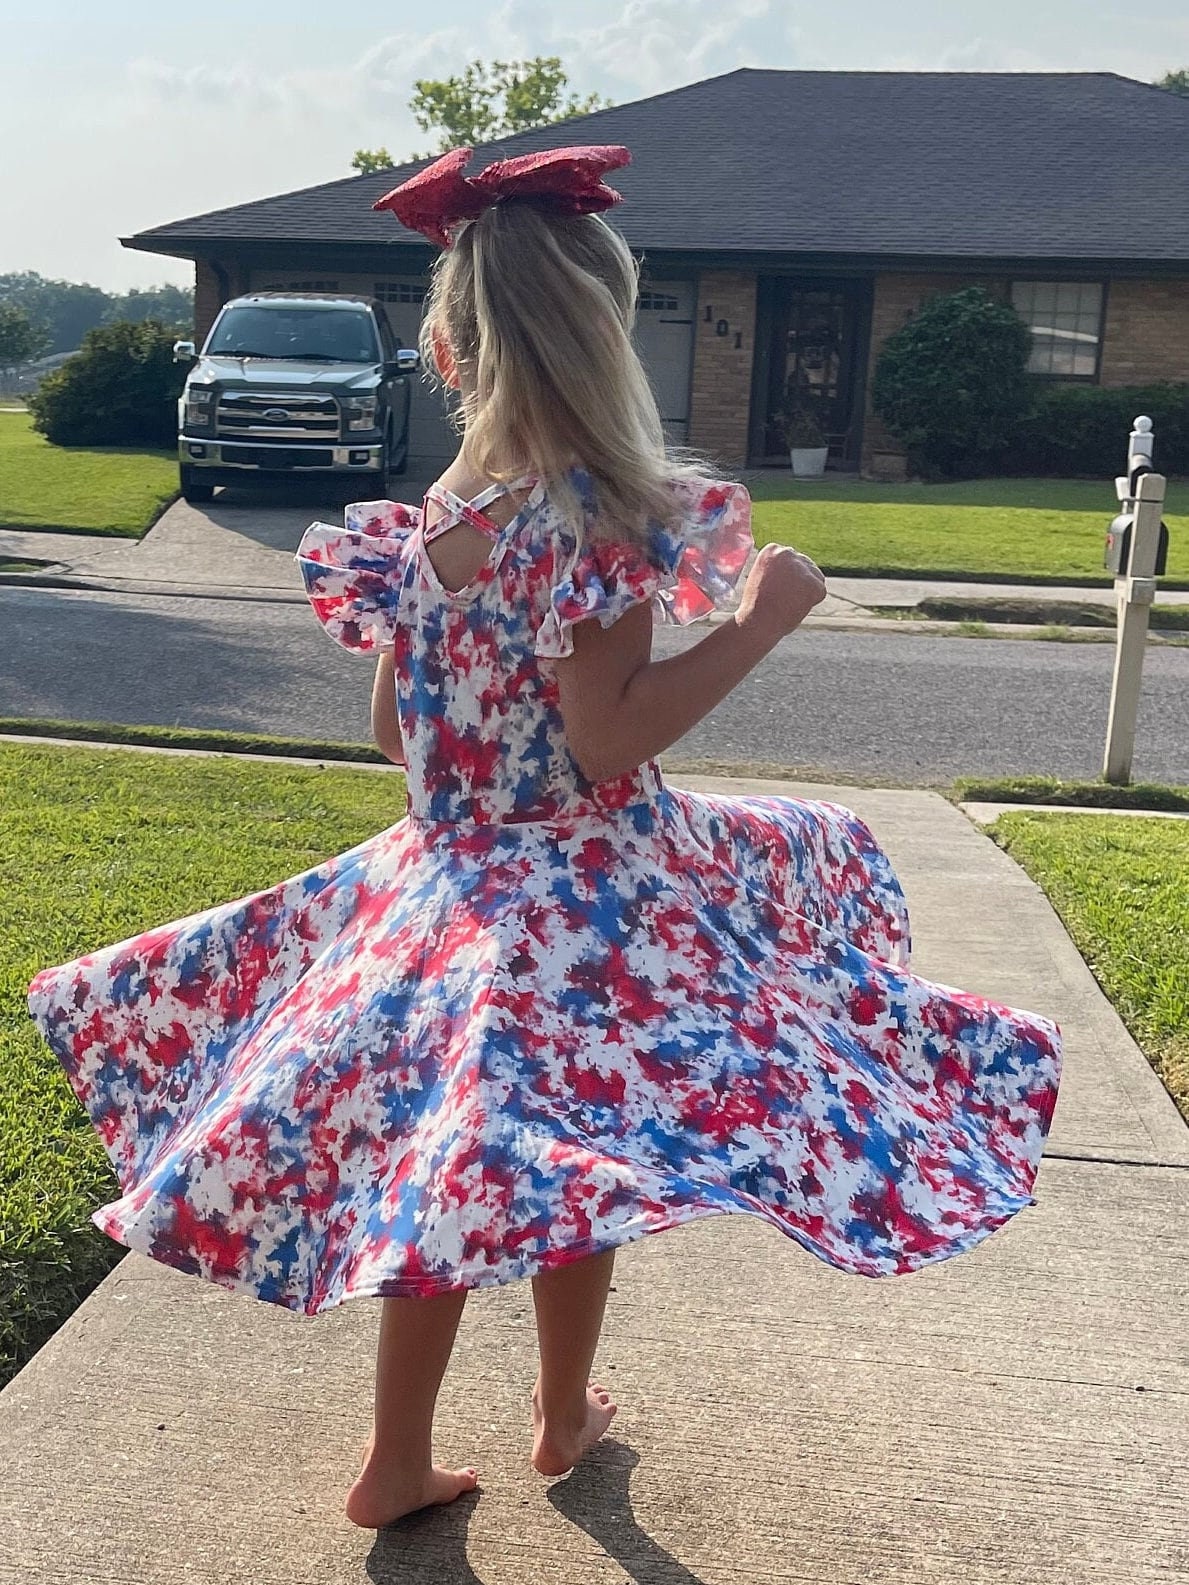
[776,407,829,477]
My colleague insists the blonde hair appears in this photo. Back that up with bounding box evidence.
[419,197,710,545]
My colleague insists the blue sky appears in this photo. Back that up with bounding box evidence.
[2,0,1187,289]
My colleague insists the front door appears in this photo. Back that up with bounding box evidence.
[750,277,872,468]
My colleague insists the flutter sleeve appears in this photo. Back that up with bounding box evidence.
[294,498,421,653]
[533,477,754,659]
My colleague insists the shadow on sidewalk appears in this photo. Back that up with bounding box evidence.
[363,1440,709,1585]
[549,1440,710,1585]
[365,1488,484,1585]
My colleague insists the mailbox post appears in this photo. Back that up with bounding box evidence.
[1102,416,1169,784]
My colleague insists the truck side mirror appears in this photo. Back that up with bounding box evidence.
[173,340,197,364]
[395,348,420,372]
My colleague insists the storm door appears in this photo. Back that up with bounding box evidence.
[750,276,872,467]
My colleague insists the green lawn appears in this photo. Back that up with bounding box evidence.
[0,742,407,1386]
[748,475,1189,585]
[992,812,1189,1120]
[0,410,177,537]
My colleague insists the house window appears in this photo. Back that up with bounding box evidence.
[374,282,426,304]
[1010,281,1103,378]
[638,290,680,311]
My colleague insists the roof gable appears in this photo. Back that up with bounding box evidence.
[125,69,1189,264]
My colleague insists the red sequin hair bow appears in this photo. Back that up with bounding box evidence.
[372,144,631,249]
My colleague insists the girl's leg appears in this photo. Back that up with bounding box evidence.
[345,1291,478,1529]
[530,1249,618,1476]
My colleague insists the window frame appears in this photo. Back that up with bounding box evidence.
[1009,277,1108,383]
[373,281,427,305]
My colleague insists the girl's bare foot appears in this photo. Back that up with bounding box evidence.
[530,1379,618,1477]
[345,1436,478,1529]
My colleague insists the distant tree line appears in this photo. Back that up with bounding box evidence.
[0,271,193,358]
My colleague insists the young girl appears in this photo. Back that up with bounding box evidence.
[28,144,1062,1532]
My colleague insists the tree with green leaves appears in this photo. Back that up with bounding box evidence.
[412,57,609,153]
[0,271,109,355]
[352,147,396,176]
[0,303,50,373]
[102,283,193,332]
[0,271,193,355]
[1156,68,1189,96]
[351,58,610,171]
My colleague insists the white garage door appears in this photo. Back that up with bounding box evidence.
[368,277,458,464]
[634,280,695,443]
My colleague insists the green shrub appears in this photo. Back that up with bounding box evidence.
[27,320,184,448]
[1008,381,1189,477]
[871,287,1034,480]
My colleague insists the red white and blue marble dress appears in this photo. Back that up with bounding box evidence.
[28,470,1062,1313]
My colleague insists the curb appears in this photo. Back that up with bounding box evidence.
[961,799,1189,824]
[6,734,1185,818]
[0,730,400,771]
[2,571,1186,641]
[0,571,306,604]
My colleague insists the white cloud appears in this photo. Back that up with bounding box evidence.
[125,27,479,137]
[494,0,786,95]
[127,59,289,107]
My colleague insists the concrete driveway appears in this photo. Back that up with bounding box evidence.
[56,482,441,596]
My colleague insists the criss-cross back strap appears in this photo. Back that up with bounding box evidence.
[422,476,537,544]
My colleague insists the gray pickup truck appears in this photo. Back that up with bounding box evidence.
[173,292,420,502]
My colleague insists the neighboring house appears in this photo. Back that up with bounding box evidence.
[0,350,77,397]
[124,69,1189,477]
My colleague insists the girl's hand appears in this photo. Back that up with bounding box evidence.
[734,543,827,642]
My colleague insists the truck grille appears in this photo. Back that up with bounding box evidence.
[228,446,336,468]
[215,392,340,441]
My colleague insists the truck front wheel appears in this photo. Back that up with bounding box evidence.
[180,465,215,504]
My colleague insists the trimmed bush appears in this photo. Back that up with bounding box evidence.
[1008,381,1189,477]
[27,320,184,448]
[871,287,1034,480]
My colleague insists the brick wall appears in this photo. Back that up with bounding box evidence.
[688,271,757,467]
[194,261,223,343]
[193,258,250,343]
[860,271,1189,475]
[1099,279,1189,385]
[861,272,1008,477]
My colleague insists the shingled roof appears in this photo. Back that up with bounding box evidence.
[125,69,1189,266]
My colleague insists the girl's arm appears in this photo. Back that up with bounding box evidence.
[370,649,406,766]
[554,542,826,784]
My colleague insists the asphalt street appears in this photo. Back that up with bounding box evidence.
[2,584,1186,783]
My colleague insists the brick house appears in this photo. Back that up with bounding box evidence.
[125,69,1189,478]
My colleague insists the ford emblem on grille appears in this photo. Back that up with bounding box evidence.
[263,407,289,422]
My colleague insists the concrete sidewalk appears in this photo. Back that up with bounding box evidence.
[2,776,1186,1584]
[5,498,1188,617]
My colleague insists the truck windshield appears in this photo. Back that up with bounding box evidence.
[207,306,379,363]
